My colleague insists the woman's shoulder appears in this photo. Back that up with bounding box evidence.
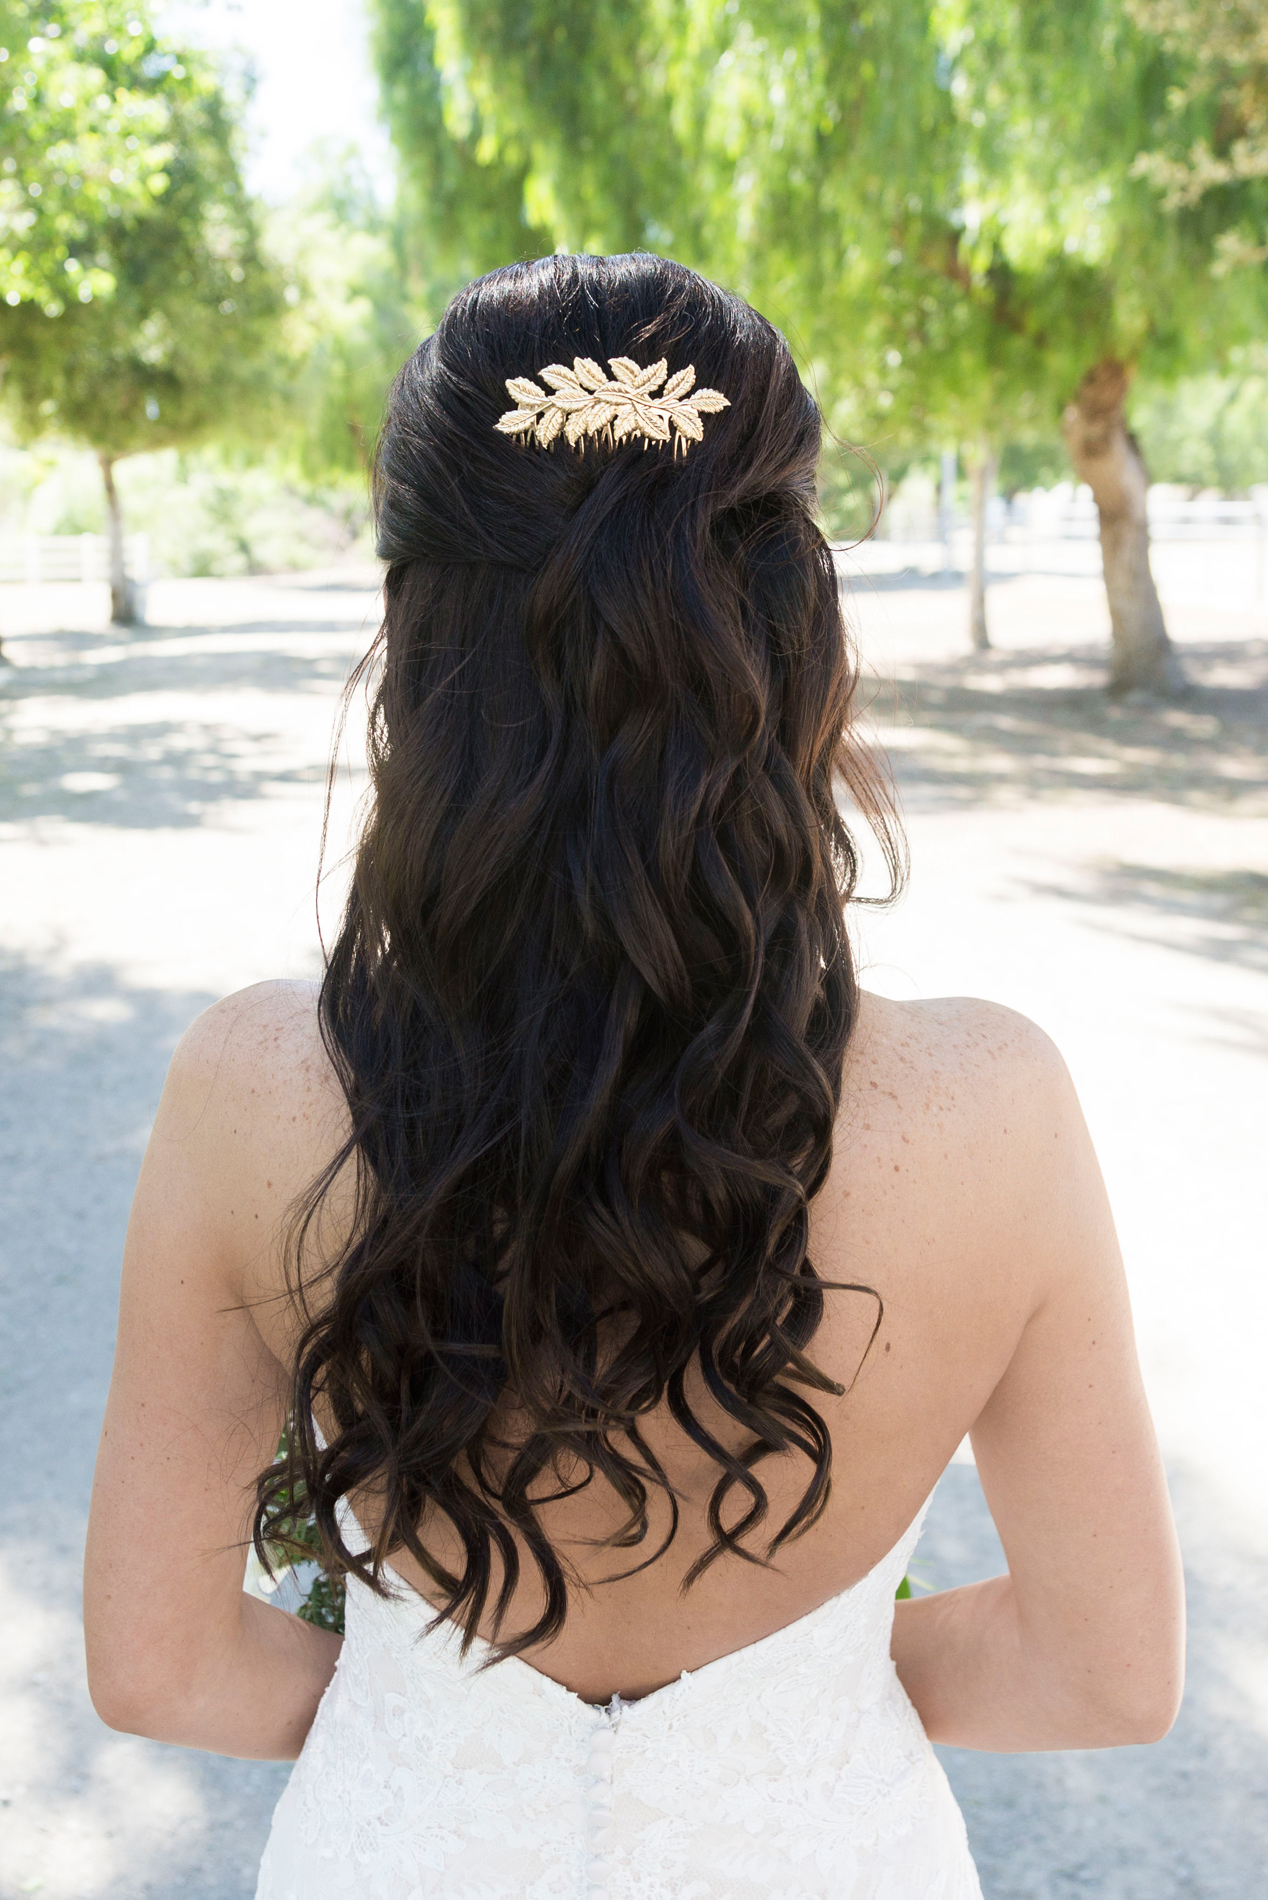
[855,985,1061,1067]
[832,989,1081,1272]
[166,974,346,1164]
[849,987,1069,1132]
[166,978,336,1123]
[156,981,347,1305]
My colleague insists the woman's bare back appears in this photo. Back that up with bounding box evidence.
[226,980,1132,1707]
[84,965,1182,1769]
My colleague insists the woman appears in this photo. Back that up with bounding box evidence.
[84,254,1183,1899]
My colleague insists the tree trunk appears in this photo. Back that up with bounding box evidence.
[1061,361,1184,696]
[939,448,957,577]
[99,452,138,626]
[966,446,995,651]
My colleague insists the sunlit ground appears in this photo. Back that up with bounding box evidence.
[1,550,1265,1897]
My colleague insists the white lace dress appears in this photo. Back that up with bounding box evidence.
[255,1498,982,1900]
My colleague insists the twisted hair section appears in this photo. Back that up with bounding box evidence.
[256,253,903,1661]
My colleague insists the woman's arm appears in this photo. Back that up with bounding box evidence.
[84,985,343,1761]
[889,1020,1185,1751]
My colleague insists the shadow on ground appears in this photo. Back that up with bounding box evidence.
[865,639,1268,813]
[1021,863,1268,977]
[918,1464,1268,1900]
[5,602,1268,1897]
[8,940,1264,1900]
[842,564,1101,595]
[0,620,363,829]
[0,951,288,1900]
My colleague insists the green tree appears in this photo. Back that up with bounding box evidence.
[269,149,423,486]
[1128,0,1268,275]
[1,0,281,622]
[0,0,179,311]
[933,0,1268,685]
[370,0,1268,691]
[1132,347,1268,488]
[369,0,551,309]
[370,1,1047,647]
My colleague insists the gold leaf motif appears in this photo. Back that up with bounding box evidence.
[632,358,669,392]
[506,376,548,405]
[535,404,565,447]
[565,403,598,446]
[496,407,540,434]
[496,355,731,457]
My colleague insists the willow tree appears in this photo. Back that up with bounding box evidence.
[1,0,281,622]
[368,5,993,559]
[371,0,1268,690]
[935,0,1268,690]
[1128,0,1268,275]
[270,150,423,489]
[369,1,1056,650]
[370,2,953,350]
[369,0,553,306]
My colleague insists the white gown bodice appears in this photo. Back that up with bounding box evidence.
[255,1495,982,1900]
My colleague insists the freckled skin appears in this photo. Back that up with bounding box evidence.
[83,982,1184,1758]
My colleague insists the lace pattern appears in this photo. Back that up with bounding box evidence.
[256,1499,982,1900]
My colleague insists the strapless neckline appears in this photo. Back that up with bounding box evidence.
[318,1411,931,1710]
[357,1495,930,1712]
[256,1468,984,1900]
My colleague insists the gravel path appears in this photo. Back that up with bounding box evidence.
[1,561,1265,1899]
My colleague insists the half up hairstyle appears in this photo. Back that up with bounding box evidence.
[257,252,903,1661]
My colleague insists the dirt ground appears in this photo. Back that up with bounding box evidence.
[1,556,1265,1900]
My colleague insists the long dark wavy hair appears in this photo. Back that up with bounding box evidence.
[256,252,902,1661]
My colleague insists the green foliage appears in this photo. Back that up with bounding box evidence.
[269,148,422,482]
[1132,346,1268,489]
[0,0,186,309]
[997,437,1071,496]
[1126,0,1268,273]
[0,435,376,570]
[0,8,420,504]
[368,0,969,438]
[934,0,1268,392]
[0,0,282,460]
[370,1,1268,463]
[263,1427,346,1636]
[119,451,371,574]
[369,0,551,308]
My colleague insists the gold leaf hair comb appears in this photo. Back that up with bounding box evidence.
[495,356,730,456]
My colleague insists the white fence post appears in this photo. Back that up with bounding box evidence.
[0,532,143,586]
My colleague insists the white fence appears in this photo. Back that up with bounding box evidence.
[0,532,150,586]
[863,481,1268,609]
[877,480,1268,547]
[997,484,1268,545]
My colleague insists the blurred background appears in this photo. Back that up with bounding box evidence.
[1,2,1266,1896]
